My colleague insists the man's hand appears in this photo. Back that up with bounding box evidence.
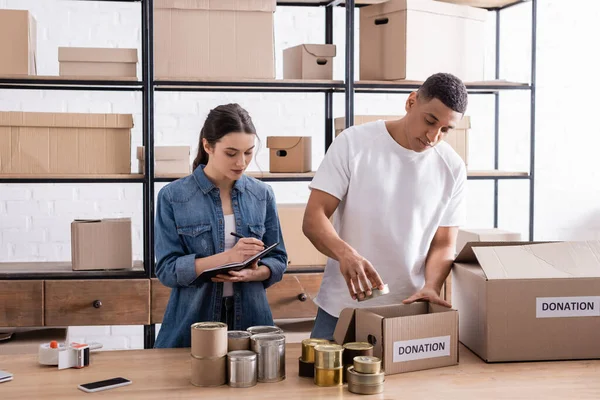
[339,251,385,301]
[403,286,451,308]
[211,260,271,283]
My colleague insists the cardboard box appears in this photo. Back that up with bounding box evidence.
[335,115,471,165]
[266,136,311,173]
[456,228,522,255]
[452,240,600,362]
[276,204,327,268]
[360,0,487,81]
[71,218,133,271]
[334,303,459,375]
[0,9,37,75]
[0,112,132,175]
[283,44,336,80]
[136,146,190,175]
[154,0,276,79]
[58,47,138,78]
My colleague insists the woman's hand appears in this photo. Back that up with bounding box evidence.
[211,260,271,283]
[227,238,264,263]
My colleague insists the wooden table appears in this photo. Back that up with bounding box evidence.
[1,344,600,399]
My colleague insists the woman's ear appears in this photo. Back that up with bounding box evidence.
[202,138,212,155]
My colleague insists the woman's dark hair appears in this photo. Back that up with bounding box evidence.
[192,103,257,170]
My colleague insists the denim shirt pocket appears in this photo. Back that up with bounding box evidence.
[248,224,266,240]
[177,224,214,257]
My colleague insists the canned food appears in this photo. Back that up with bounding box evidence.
[353,355,381,374]
[228,330,252,352]
[247,325,283,335]
[357,284,390,302]
[314,344,344,370]
[342,342,373,366]
[191,322,228,358]
[190,354,226,387]
[250,333,286,383]
[346,365,385,386]
[298,357,315,378]
[227,350,257,388]
[314,367,343,387]
[301,338,330,363]
[348,380,384,395]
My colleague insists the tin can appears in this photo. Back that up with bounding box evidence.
[342,342,373,366]
[357,284,390,302]
[228,331,252,352]
[298,357,315,378]
[247,325,283,335]
[301,338,330,363]
[227,350,257,388]
[348,380,385,395]
[190,354,226,387]
[250,333,286,383]
[314,367,344,387]
[353,355,381,374]
[314,344,344,370]
[347,365,385,386]
[191,322,228,358]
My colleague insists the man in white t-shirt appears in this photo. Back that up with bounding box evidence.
[303,72,468,340]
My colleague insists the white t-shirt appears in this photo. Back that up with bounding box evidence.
[223,214,236,297]
[309,120,467,317]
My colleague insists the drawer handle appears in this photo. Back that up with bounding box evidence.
[93,300,103,309]
[297,293,307,302]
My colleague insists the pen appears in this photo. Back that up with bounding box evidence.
[230,232,266,248]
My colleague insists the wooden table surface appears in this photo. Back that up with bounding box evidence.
[1,343,600,399]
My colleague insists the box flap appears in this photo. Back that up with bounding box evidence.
[454,240,539,264]
[0,112,134,129]
[361,0,488,22]
[333,308,356,345]
[58,47,138,63]
[266,136,306,150]
[302,44,337,58]
[472,241,600,280]
[154,0,276,12]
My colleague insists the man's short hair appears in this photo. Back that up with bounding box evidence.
[417,73,468,114]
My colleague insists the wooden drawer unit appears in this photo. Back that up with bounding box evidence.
[0,281,44,327]
[267,273,322,320]
[151,278,171,324]
[44,279,150,326]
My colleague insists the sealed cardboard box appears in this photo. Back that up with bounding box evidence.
[71,218,133,271]
[154,0,276,79]
[335,115,471,165]
[360,0,487,81]
[58,47,138,79]
[0,9,37,75]
[283,44,336,80]
[137,146,190,175]
[334,303,458,375]
[452,240,600,362]
[266,136,311,173]
[276,204,327,268]
[0,112,132,175]
[456,228,522,255]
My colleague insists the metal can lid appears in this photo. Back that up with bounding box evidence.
[247,325,283,334]
[191,322,227,330]
[228,330,252,339]
[357,284,390,302]
[250,333,286,345]
[353,355,380,364]
[314,344,344,353]
[227,350,257,361]
[343,342,373,351]
[302,338,330,347]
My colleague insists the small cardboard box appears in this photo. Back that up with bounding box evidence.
[335,115,471,166]
[283,44,336,80]
[58,47,138,78]
[276,203,327,267]
[0,9,37,75]
[266,136,311,173]
[334,303,459,375]
[452,240,600,362]
[154,0,276,79]
[71,218,133,271]
[136,146,190,175]
[360,0,487,81]
[0,112,133,174]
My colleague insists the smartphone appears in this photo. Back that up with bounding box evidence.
[0,370,13,383]
[77,377,131,393]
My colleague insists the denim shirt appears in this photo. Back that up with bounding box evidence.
[154,165,288,348]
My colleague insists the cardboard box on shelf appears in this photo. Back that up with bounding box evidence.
[58,47,138,78]
[266,136,311,173]
[0,9,37,76]
[334,303,459,375]
[71,218,133,271]
[154,0,276,79]
[452,240,600,362]
[283,44,336,80]
[136,146,190,175]
[0,112,133,175]
[456,228,522,255]
[334,115,471,166]
[276,204,327,268]
[359,0,487,81]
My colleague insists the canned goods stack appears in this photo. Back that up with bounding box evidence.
[298,338,330,378]
[190,322,228,387]
[347,356,385,395]
[342,342,373,382]
[314,344,344,387]
[250,333,286,383]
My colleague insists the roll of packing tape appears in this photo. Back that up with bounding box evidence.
[228,331,252,352]
[190,354,227,387]
[191,322,228,358]
[357,284,390,302]
[314,344,344,370]
[301,338,330,363]
[38,341,67,366]
[314,367,343,387]
[347,366,385,386]
[353,356,381,374]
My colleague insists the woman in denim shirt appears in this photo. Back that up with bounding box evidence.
[154,103,288,348]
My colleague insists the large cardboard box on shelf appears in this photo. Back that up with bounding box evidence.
[0,9,37,75]
[0,112,132,175]
[452,240,600,362]
[71,218,133,271]
[276,204,327,268]
[283,44,336,80]
[153,0,276,79]
[267,136,312,173]
[334,303,459,376]
[359,0,487,81]
[58,47,138,79]
[334,115,471,166]
[137,145,190,175]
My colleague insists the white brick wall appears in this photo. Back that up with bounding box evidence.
[1,0,600,349]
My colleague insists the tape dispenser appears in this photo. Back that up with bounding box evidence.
[39,340,102,370]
